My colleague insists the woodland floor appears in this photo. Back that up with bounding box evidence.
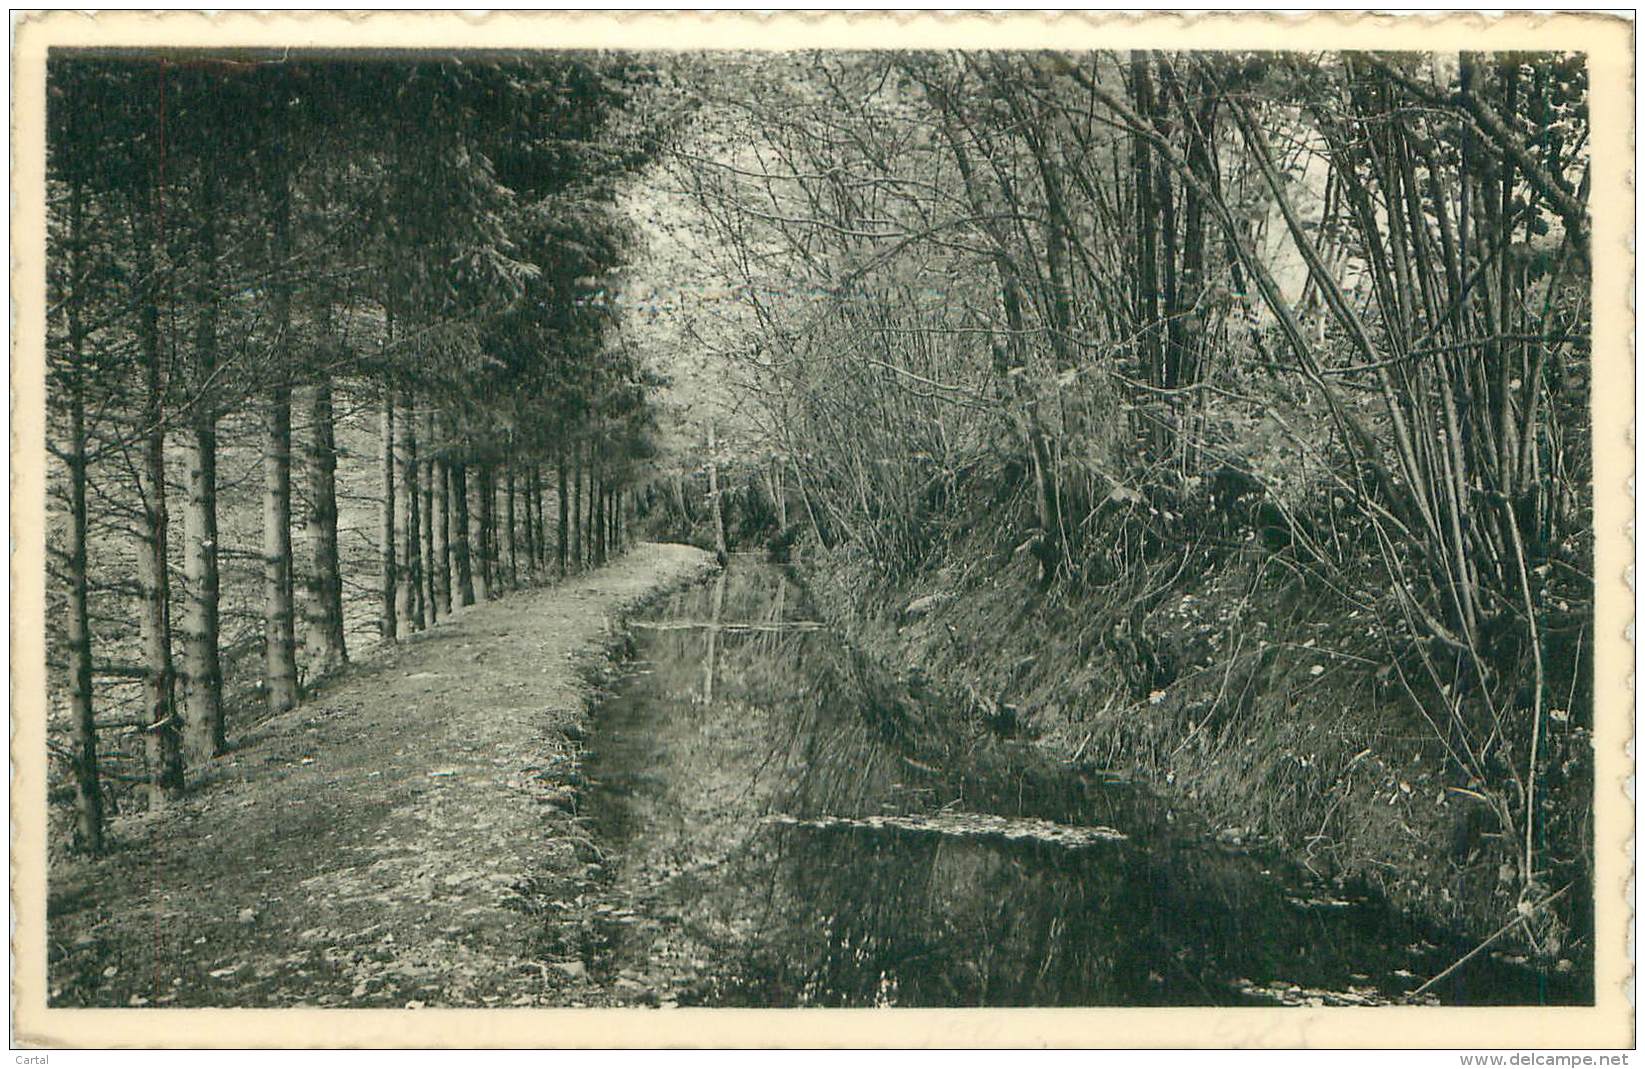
[45,542,716,1009]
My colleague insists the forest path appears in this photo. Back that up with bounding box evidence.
[46,543,717,1009]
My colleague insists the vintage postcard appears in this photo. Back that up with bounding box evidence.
[10,9,1634,1049]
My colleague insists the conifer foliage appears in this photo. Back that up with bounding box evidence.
[44,52,659,847]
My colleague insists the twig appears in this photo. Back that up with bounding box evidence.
[1409,883,1572,997]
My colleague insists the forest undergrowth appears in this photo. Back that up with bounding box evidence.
[770,457,1592,978]
[629,48,1597,984]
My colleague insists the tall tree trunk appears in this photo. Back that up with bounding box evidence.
[262,161,300,716]
[538,466,550,570]
[707,422,728,566]
[606,481,615,559]
[410,414,425,628]
[379,385,398,641]
[522,465,538,577]
[395,392,420,631]
[181,168,224,761]
[505,459,518,588]
[61,181,104,849]
[452,459,475,606]
[432,441,451,618]
[263,383,299,714]
[586,448,598,567]
[420,409,437,625]
[571,448,584,570]
[301,376,347,678]
[587,460,598,567]
[1177,86,1216,467]
[472,463,492,600]
[598,473,609,565]
[534,466,548,571]
[134,247,184,807]
[1131,52,1163,401]
[598,473,611,562]
[557,454,570,577]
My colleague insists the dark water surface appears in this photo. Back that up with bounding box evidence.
[581,559,1586,1008]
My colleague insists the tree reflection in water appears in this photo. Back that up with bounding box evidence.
[583,561,1589,1008]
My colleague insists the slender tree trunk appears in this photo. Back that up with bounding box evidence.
[433,448,451,617]
[588,462,599,566]
[420,409,437,625]
[586,447,598,567]
[452,460,475,606]
[263,382,300,714]
[380,385,398,641]
[65,388,104,846]
[1131,52,1162,401]
[181,171,224,761]
[707,423,729,566]
[486,464,500,595]
[395,393,421,631]
[571,448,584,570]
[595,477,607,565]
[579,451,592,568]
[505,459,518,588]
[537,466,549,570]
[471,465,487,598]
[472,463,492,600]
[597,482,606,564]
[409,413,425,629]
[606,481,615,560]
[301,377,347,679]
[605,483,618,552]
[557,454,569,577]
[527,466,541,571]
[521,465,537,577]
[262,159,300,715]
[588,467,602,565]
[1178,89,1215,467]
[134,253,184,807]
[61,182,103,849]
[492,467,504,587]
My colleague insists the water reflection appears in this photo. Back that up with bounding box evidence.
[582,559,1586,1008]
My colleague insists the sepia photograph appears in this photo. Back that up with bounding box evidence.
[11,9,1634,1050]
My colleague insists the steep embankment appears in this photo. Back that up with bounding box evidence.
[44,543,715,1011]
[796,529,1590,984]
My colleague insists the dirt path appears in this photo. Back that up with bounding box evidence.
[46,543,716,1009]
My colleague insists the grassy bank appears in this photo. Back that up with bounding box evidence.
[787,485,1592,987]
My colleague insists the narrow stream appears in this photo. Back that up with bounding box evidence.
[581,559,1585,1008]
